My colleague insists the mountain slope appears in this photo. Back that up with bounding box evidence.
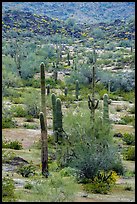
[2,2,135,24]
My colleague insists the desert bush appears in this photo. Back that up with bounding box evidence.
[63,109,124,180]
[123,146,135,161]
[128,105,135,114]
[17,163,36,177]
[120,114,135,125]
[2,150,16,163]
[24,182,33,190]
[2,177,16,202]
[11,105,27,117]
[2,106,17,128]
[115,105,123,112]
[23,123,39,129]
[23,172,80,202]
[83,170,119,194]
[24,115,34,122]
[11,97,24,104]
[2,139,23,150]
[23,90,40,118]
[122,133,135,145]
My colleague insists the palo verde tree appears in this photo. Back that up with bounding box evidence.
[39,62,48,177]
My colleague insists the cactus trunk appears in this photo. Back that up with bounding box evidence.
[40,62,48,177]
[103,93,109,124]
[75,80,79,100]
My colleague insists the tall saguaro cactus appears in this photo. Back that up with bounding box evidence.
[103,93,109,124]
[88,47,99,123]
[108,80,111,95]
[75,80,79,100]
[51,93,57,133]
[56,98,63,139]
[40,62,48,177]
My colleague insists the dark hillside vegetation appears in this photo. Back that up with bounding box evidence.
[2,2,135,202]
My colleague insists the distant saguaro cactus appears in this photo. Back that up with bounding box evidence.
[75,80,79,100]
[88,65,99,123]
[40,62,48,177]
[56,98,63,143]
[67,51,70,66]
[51,93,57,133]
[108,80,111,95]
[47,84,50,95]
[64,87,68,96]
[103,93,109,124]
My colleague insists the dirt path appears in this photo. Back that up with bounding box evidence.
[2,128,53,149]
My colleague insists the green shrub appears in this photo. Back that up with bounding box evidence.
[120,115,135,125]
[11,97,24,104]
[63,111,124,180]
[122,133,135,145]
[128,105,135,114]
[17,163,36,177]
[23,90,40,118]
[25,172,79,202]
[123,146,135,161]
[2,177,16,202]
[83,170,119,194]
[2,139,23,150]
[60,167,77,177]
[2,107,17,128]
[2,150,16,163]
[24,115,34,122]
[11,105,27,117]
[24,182,33,190]
[23,123,39,129]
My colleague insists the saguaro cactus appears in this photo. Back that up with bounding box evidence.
[56,98,63,131]
[108,80,111,95]
[88,66,99,123]
[40,62,48,177]
[47,84,50,95]
[103,93,109,124]
[51,93,57,133]
[53,62,58,82]
[75,80,79,100]
[64,87,68,96]
[67,51,70,66]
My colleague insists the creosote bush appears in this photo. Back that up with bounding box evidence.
[2,177,16,202]
[2,139,23,150]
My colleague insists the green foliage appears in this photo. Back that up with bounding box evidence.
[2,177,16,202]
[123,146,135,161]
[2,106,17,128]
[23,90,40,118]
[120,114,135,125]
[60,167,77,177]
[17,163,36,177]
[122,133,135,145]
[2,150,16,164]
[63,110,124,179]
[24,182,33,190]
[11,105,27,117]
[24,172,79,202]
[83,170,119,194]
[23,123,39,129]
[128,105,135,114]
[2,139,23,150]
